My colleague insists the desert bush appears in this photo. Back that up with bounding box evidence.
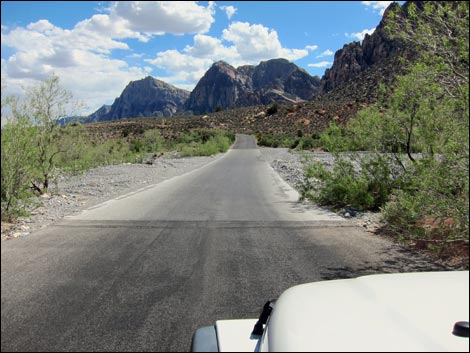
[319,122,354,152]
[301,155,397,211]
[255,133,294,148]
[383,155,469,246]
[290,136,321,150]
[54,123,92,173]
[141,129,165,152]
[176,130,234,157]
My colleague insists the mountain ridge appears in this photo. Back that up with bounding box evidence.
[186,58,321,114]
[85,58,321,122]
[82,1,421,124]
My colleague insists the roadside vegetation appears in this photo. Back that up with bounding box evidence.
[1,76,234,221]
[300,2,469,260]
[256,132,322,150]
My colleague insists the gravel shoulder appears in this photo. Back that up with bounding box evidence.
[258,147,384,232]
[1,153,223,239]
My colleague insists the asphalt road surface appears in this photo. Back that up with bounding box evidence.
[1,135,443,352]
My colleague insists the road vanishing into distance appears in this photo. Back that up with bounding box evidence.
[1,135,443,352]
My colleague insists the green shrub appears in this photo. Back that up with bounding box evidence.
[319,123,353,152]
[176,130,235,157]
[290,136,321,150]
[301,155,398,211]
[130,139,143,153]
[256,133,294,148]
[141,129,165,152]
[383,156,469,245]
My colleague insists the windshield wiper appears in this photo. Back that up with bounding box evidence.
[251,300,276,336]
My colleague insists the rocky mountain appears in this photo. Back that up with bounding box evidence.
[319,1,411,102]
[86,104,112,122]
[70,1,439,124]
[86,76,190,123]
[186,59,321,114]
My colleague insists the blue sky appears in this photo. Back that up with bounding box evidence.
[1,1,399,114]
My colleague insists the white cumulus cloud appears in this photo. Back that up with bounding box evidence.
[1,19,146,114]
[75,13,150,43]
[0,1,219,114]
[72,1,216,42]
[305,45,318,51]
[362,1,393,15]
[345,28,376,41]
[316,49,334,58]
[220,5,237,19]
[109,1,216,35]
[146,49,213,87]
[221,22,308,63]
[308,61,332,68]
[146,21,309,90]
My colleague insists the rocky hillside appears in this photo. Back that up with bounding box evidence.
[87,104,111,122]
[82,98,363,146]
[86,76,190,123]
[319,2,415,103]
[186,59,321,114]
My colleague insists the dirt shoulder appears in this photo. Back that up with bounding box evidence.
[1,153,223,240]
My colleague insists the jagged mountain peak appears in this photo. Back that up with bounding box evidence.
[126,76,177,89]
[205,61,240,80]
[186,58,321,114]
[213,60,233,68]
[86,76,190,123]
[319,1,414,101]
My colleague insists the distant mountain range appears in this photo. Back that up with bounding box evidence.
[72,58,321,124]
[186,58,321,114]
[65,1,421,124]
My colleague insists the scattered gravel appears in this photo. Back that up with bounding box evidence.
[258,147,385,233]
[1,153,222,240]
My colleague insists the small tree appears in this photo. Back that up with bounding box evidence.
[1,95,36,218]
[24,75,81,194]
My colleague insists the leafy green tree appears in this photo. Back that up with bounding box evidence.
[1,95,36,218]
[383,1,469,242]
[386,1,468,97]
[24,75,82,194]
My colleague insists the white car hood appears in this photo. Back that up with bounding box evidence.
[265,271,469,352]
[215,319,259,352]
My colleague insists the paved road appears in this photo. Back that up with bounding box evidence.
[1,135,444,352]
